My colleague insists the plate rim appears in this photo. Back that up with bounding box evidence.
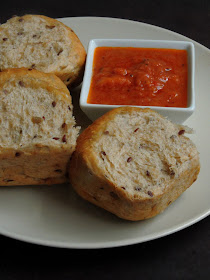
[58,16,210,52]
[0,207,209,249]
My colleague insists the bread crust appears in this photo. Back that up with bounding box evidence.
[69,107,200,221]
[0,68,71,102]
[0,147,72,186]
[0,14,86,87]
[0,68,78,186]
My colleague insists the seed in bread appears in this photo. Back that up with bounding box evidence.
[0,68,80,186]
[69,107,200,221]
[0,15,86,87]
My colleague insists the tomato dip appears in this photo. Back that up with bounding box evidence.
[87,47,188,107]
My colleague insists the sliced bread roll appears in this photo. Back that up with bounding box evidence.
[69,107,200,221]
[0,68,80,186]
[0,15,86,87]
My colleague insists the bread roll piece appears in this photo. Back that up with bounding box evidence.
[0,15,86,87]
[69,107,200,221]
[0,68,80,186]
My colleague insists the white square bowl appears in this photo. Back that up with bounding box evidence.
[80,39,195,123]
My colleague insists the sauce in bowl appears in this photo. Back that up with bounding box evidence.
[87,47,188,107]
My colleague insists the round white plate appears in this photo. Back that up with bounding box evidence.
[0,17,209,249]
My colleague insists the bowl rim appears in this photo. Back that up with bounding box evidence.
[80,38,195,111]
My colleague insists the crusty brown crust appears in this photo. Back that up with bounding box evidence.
[0,147,73,186]
[0,68,77,186]
[69,107,200,221]
[0,14,86,87]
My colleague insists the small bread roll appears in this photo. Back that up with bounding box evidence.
[0,68,80,186]
[0,15,86,87]
[69,107,200,221]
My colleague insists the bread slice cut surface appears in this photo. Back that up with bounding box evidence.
[0,15,86,87]
[0,68,80,186]
[69,107,200,221]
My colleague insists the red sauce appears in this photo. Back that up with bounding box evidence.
[87,47,188,107]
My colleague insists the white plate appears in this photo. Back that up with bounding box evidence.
[0,17,209,249]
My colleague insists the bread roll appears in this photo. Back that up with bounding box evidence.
[0,15,86,87]
[69,107,200,221]
[0,68,80,186]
